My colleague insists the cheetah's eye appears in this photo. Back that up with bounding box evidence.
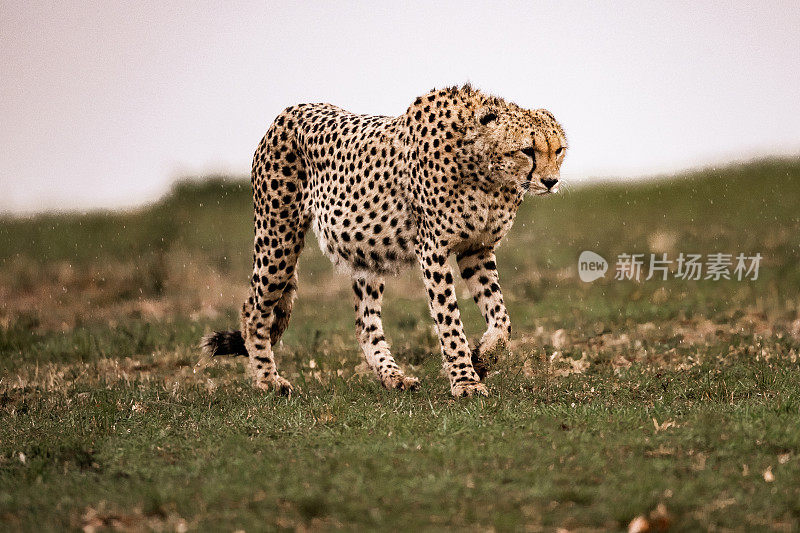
[520,147,535,158]
[555,147,565,155]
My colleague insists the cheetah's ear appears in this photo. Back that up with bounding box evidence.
[476,107,498,126]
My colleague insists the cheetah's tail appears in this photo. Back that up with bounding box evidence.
[200,330,248,357]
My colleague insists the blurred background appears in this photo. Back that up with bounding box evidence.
[1,1,799,213]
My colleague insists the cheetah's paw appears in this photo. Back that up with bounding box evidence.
[382,372,420,391]
[472,334,509,380]
[451,381,489,398]
[471,346,494,381]
[255,375,295,396]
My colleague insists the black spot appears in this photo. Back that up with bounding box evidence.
[479,112,497,125]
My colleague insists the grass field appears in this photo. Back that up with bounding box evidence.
[2,159,800,531]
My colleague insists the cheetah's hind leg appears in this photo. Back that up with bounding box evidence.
[352,276,419,391]
[240,220,307,396]
[270,270,298,346]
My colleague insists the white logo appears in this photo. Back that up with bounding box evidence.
[578,251,608,282]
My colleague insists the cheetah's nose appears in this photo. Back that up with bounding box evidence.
[541,177,559,190]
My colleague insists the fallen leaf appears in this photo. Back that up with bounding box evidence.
[551,329,568,349]
[629,503,671,532]
[649,503,671,531]
[628,516,649,533]
[691,452,707,472]
[653,418,677,432]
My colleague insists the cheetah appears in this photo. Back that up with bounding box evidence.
[201,84,567,397]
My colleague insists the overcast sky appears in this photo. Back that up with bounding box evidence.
[1,1,799,213]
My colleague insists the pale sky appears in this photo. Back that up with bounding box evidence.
[1,1,799,213]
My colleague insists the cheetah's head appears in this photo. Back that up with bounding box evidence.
[471,105,567,195]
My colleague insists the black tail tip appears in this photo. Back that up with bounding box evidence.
[200,330,247,357]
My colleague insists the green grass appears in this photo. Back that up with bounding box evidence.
[1,159,800,530]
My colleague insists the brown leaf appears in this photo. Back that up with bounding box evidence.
[628,516,649,533]
[629,503,671,533]
[649,503,671,531]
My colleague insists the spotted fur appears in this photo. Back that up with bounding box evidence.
[201,84,567,397]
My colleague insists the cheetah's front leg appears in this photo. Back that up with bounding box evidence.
[456,248,512,379]
[417,245,487,397]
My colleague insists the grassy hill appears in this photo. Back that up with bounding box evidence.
[1,159,799,530]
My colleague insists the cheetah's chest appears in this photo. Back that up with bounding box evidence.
[446,188,521,253]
